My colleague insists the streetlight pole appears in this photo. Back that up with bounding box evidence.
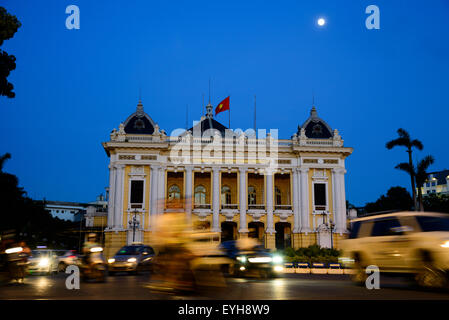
[329,218,335,250]
[128,209,140,243]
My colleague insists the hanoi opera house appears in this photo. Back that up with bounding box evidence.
[102,100,353,258]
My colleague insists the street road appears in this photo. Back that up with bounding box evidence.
[1,272,449,300]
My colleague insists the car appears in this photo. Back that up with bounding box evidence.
[340,211,449,288]
[28,249,59,275]
[108,244,155,275]
[55,250,78,272]
[220,239,284,278]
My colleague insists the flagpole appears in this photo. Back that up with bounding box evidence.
[254,95,256,134]
[228,96,231,129]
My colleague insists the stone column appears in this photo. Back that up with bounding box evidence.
[299,167,311,233]
[185,165,193,223]
[114,164,125,229]
[107,164,116,229]
[149,165,159,231]
[158,166,165,214]
[292,169,300,233]
[211,167,220,232]
[265,169,275,234]
[338,168,348,233]
[239,167,249,234]
[331,168,340,233]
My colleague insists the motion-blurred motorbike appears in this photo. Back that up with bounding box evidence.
[0,246,29,284]
[77,246,107,282]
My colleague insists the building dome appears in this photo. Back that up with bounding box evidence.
[122,100,156,134]
[297,106,333,139]
[186,102,231,137]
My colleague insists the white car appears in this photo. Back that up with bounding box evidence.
[28,250,59,275]
[341,211,449,288]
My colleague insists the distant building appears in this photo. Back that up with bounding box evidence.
[44,192,109,223]
[419,170,449,197]
[45,201,86,222]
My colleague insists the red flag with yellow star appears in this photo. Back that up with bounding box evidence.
[215,96,230,116]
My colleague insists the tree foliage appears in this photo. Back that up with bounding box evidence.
[395,155,435,211]
[365,186,414,213]
[386,128,424,210]
[423,193,449,214]
[0,153,79,249]
[0,6,21,98]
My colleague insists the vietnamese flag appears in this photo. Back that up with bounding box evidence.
[215,96,230,116]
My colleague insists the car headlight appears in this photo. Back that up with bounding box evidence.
[127,257,137,263]
[272,255,283,264]
[108,258,115,264]
[5,247,23,254]
[441,241,449,248]
[38,258,50,267]
[236,256,246,263]
[90,247,103,253]
[274,265,283,272]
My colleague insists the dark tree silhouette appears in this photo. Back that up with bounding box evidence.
[365,186,413,213]
[396,155,435,211]
[386,128,423,210]
[0,153,79,249]
[0,7,21,98]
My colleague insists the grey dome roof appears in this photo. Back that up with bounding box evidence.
[123,100,157,134]
[297,106,333,139]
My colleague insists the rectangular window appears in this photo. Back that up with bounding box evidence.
[130,180,144,204]
[314,183,326,206]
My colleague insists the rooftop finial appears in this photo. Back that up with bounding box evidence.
[310,106,317,117]
[205,102,213,119]
[136,99,144,118]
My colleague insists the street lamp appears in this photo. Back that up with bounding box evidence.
[128,209,140,243]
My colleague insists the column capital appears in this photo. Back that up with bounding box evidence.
[115,164,125,170]
[238,166,247,173]
[299,167,309,174]
[184,165,194,171]
[332,167,346,174]
[212,166,221,173]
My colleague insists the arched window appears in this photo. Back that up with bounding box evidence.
[194,185,206,204]
[275,186,282,205]
[221,185,232,205]
[248,186,256,205]
[168,184,181,202]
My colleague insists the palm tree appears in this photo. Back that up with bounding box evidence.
[395,155,434,211]
[386,129,423,210]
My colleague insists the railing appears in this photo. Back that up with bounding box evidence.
[194,204,211,210]
[165,202,184,209]
[275,205,292,211]
[221,204,238,210]
[248,204,265,210]
[305,139,334,146]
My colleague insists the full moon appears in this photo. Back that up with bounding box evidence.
[317,18,326,26]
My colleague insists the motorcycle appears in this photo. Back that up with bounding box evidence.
[0,246,29,284]
[77,246,107,282]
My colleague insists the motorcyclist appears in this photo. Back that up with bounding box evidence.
[82,233,99,265]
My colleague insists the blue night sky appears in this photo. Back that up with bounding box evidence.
[1,0,448,206]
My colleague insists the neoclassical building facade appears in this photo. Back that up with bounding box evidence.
[102,100,353,258]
